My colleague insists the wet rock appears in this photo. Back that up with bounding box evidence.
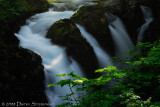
[0,38,47,103]
[0,0,49,104]
[143,19,160,43]
[71,5,115,56]
[101,0,144,44]
[99,0,160,43]
[141,0,160,42]
[46,19,99,78]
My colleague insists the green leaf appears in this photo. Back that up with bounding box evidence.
[73,80,83,83]
[57,79,72,87]
[47,84,56,87]
[56,73,66,77]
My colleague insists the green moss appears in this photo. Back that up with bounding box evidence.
[46,19,99,77]
[71,5,115,55]
[71,6,86,19]
[47,0,62,3]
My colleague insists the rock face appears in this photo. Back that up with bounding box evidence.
[0,0,49,104]
[0,42,47,103]
[143,20,160,43]
[99,0,160,43]
[142,0,160,42]
[101,0,144,44]
[71,5,115,56]
[47,19,99,78]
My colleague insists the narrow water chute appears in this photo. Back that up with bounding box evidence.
[76,24,111,67]
[137,5,153,42]
[105,13,134,58]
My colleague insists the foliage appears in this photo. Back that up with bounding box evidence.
[123,41,160,101]
[48,66,126,106]
[0,0,49,23]
[0,0,28,22]
[48,41,160,107]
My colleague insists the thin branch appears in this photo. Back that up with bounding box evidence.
[69,84,79,105]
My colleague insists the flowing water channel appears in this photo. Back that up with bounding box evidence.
[14,1,152,106]
[15,1,100,106]
[76,24,111,67]
[15,10,84,106]
[137,5,153,42]
[105,13,134,58]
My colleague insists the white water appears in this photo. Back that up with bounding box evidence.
[76,24,111,67]
[51,0,96,11]
[15,10,85,106]
[137,5,153,42]
[105,13,134,58]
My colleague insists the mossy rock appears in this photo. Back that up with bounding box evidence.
[71,5,115,56]
[26,0,49,13]
[47,19,99,78]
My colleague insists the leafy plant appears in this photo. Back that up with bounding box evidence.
[48,41,160,106]
[0,0,27,21]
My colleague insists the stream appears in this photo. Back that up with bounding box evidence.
[14,1,152,106]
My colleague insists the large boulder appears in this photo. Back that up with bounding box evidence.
[46,19,99,78]
[0,37,47,103]
[71,5,115,56]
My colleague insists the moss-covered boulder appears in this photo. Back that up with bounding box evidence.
[71,5,115,56]
[46,19,99,78]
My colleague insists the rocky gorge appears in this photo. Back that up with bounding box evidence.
[0,0,160,106]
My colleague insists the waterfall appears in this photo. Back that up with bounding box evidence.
[105,13,134,58]
[15,10,85,106]
[76,24,111,67]
[137,6,153,42]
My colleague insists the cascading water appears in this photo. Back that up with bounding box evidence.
[105,13,134,58]
[137,5,153,42]
[76,24,111,67]
[15,10,85,106]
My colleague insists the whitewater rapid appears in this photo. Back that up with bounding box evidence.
[14,2,147,107]
[15,10,85,106]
